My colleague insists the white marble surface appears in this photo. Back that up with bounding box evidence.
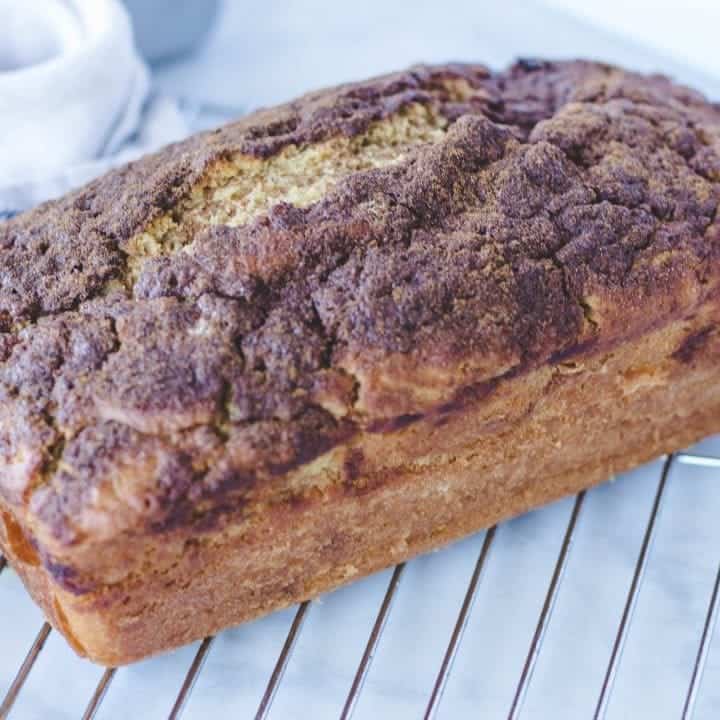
[155,0,720,123]
[3,2,720,718]
[545,0,720,82]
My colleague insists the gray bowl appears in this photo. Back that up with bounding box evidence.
[122,0,220,63]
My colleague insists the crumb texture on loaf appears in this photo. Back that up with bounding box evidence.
[2,60,720,552]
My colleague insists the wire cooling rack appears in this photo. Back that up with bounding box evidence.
[3,438,720,720]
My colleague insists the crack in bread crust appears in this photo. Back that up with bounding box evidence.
[2,59,720,552]
[125,103,449,282]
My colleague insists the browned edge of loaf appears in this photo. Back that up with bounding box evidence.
[3,299,720,665]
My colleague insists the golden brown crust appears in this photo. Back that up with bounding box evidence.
[2,58,720,662]
[3,301,720,664]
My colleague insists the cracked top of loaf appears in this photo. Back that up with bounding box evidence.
[2,59,720,552]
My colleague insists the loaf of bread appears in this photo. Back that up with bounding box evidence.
[2,59,720,665]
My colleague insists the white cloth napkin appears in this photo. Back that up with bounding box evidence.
[0,0,188,213]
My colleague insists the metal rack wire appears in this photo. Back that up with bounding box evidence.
[2,450,720,719]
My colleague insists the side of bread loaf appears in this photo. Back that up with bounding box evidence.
[2,59,720,664]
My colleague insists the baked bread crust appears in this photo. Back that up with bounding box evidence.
[2,59,720,663]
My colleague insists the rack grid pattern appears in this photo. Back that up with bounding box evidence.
[2,448,720,719]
